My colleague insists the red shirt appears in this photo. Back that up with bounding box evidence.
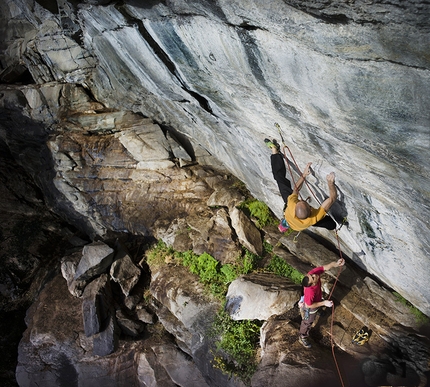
[304,266,324,308]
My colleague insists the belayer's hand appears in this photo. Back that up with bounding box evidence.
[324,300,334,308]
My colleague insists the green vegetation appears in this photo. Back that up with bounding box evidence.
[263,240,273,254]
[238,199,277,228]
[210,309,261,385]
[147,241,303,384]
[265,254,304,284]
[393,292,429,325]
[146,239,175,266]
[146,240,264,384]
[146,239,304,385]
[147,241,261,299]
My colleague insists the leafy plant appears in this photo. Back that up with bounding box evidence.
[146,240,174,266]
[220,264,238,284]
[175,250,236,298]
[240,249,260,275]
[263,240,273,254]
[190,252,220,283]
[266,255,304,284]
[238,199,277,228]
[210,309,261,384]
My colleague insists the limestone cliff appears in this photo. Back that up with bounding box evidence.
[1,0,429,315]
[0,1,429,386]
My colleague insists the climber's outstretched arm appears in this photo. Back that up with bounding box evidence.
[292,162,312,194]
[321,172,337,212]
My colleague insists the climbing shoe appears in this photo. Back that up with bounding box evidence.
[352,327,370,345]
[298,335,312,349]
[264,138,280,152]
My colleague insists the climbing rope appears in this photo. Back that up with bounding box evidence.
[328,230,346,387]
[275,122,345,233]
[274,123,346,386]
[275,123,321,205]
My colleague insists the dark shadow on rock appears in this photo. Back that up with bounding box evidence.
[225,295,243,316]
[329,183,349,226]
[159,123,196,161]
[361,355,421,387]
[0,108,98,239]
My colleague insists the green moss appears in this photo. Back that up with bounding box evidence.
[177,251,225,297]
[393,292,429,325]
[263,240,273,254]
[238,199,277,228]
[210,309,261,385]
[146,240,263,299]
[240,249,260,274]
[266,255,304,285]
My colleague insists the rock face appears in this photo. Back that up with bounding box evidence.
[16,226,430,386]
[16,273,214,387]
[1,0,430,386]
[1,0,429,316]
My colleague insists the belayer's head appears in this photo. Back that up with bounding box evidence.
[302,272,319,287]
[295,200,311,219]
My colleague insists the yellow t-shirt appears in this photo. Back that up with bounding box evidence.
[284,194,327,231]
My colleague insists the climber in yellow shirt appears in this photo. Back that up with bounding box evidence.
[265,138,337,232]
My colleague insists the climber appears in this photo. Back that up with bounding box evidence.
[265,139,337,231]
[298,258,345,348]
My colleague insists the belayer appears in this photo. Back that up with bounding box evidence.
[265,139,337,232]
[298,258,345,348]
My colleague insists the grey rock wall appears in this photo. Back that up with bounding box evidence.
[0,0,429,317]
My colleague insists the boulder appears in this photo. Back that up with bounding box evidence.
[151,343,211,387]
[252,316,340,387]
[352,276,422,330]
[16,273,203,386]
[229,207,263,256]
[166,130,193,165]
[207,185,245,210]
[136,307,154,324]
[16,275,84,387]
[154,218,193,252]
[123,293,144,311]
[82,274,113,338]
[188,208,242,264]
[225,273,301,320]
[110,254,141,297]
[149,264,242,387]
[92,313,119,357]
[60,250,87,297]
[117,123,175,170]
[115,309,144,337]
[74,241,115,282]
[136,347,178,387]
